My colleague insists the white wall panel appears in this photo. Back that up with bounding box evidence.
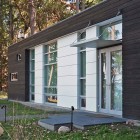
[86,26,98,40]
[86,86,97,98]
[58,85,78,97]
[58,46,77,58]
[86,62,96,75]
[86,97,97,112]
[58,54,78,67]
[58,76,78,86]
[86,74,97,86]
[34,45,44,103]
[58,65,78,76]
[57,96,78,109]
[34,93,44,103]
[86,49,97,63]
[58,33,77,48]
[57,33,78,108]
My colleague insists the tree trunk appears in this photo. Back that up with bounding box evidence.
[76,0,79,13]
[9,1,14,40]
[0,0,3,91]
[81,0,86,11]
[29,0,36,35]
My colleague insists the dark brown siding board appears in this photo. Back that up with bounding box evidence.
[122,0,140,119]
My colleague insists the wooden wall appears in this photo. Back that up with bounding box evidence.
[122,0,140,120]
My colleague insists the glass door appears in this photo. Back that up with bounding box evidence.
[99,46,122,115]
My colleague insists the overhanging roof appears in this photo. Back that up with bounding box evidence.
[70,38,122,48]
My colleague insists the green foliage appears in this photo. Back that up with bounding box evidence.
[1,122,140,140]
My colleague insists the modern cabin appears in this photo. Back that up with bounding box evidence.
[8,0,140,120]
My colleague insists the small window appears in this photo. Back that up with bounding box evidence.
[17,54,21,61]
[11,72,18,81]
[100,21,122,40]
[81,98,86,108]
[78,31,86,41]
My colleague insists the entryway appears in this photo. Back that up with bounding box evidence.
[99,45,122,116]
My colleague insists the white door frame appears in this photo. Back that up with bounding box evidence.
[99,45,122,116]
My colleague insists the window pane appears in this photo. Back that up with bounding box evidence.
[81,98,86,107]
[45,64,57,86]
[81,51,86,77]
[44,52,57,64]
[111,50,122,111]
[30,72,35,84]
[45,95,57,103]
[31,60,35,70]
[44,43,57,53]
[45,87,57,94]
[101,53,106,109]
[31,49,35,59]
[100,22,122,40]
[78,31,86,41]
[31,85,34,93]
[31,94,35,100]
[81,79,86,96]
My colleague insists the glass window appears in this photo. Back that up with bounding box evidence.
[101,53,106,109]
[80,51,86,77]
[44,42,57,104]
[81,79,86,96]
[44,43,57,54]
[31,60,35,71]
[78,31,86,41]
[100,21,122,40]
[81,98,86,108]
[79,48,86,108]
[30,49,35,101]
[44,52,57,64]
[31,49,35,59]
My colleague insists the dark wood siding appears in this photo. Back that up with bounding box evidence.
[122,0,140,120]
[8,0,140,120]
[8,49,26,101]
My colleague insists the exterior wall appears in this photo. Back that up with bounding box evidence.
[86,26,97,112]
[34,45,44,103]
[57,33,78,109]
[8,49,28,101]
[122,1,140,120]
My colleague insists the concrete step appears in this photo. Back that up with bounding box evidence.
[38,113,126,131]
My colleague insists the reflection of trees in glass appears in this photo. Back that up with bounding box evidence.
[111,50,122,111]
[100,22,122,40]
[101,53,106,109]
[44,43,57,96]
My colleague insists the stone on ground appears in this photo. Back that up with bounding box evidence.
[58,126,70,133]
[0,126,4,136]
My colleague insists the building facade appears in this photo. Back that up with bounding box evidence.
[8,0,140,120]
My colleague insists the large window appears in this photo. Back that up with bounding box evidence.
[30,49,35,101]
[44,43,57,104]
[100,21,122,40]
[80,47,86,108]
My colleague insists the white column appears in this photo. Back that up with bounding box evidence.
[57,33,79,109]
[34,45,44,103]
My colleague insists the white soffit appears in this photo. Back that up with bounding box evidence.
[70,38,122,48]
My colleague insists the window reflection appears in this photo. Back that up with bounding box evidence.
[111,50,122,111]
[100,21,122,40]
